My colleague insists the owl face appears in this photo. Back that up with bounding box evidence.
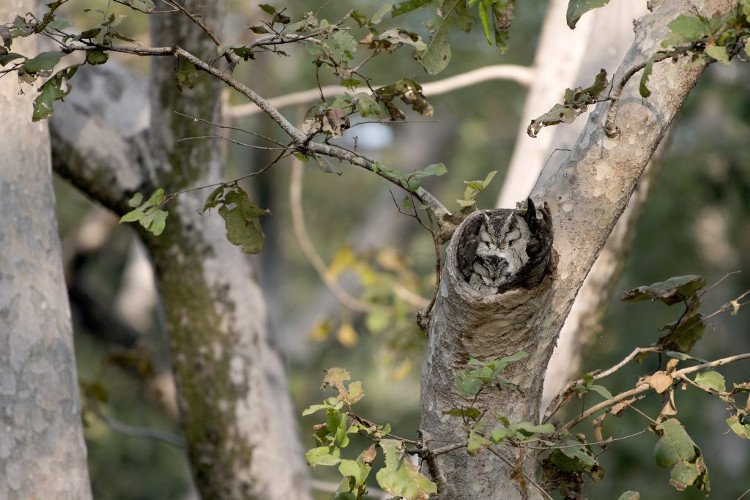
[456,199,552,295]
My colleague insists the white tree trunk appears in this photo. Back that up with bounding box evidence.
[0,1,91,497]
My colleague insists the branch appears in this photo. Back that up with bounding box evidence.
[227,64,534,118]
[559,352,750,432]
[58,41,452,223]
[290,159,378,314]
[98,413,185,448]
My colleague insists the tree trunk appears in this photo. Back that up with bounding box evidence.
[50,5,310,498]
[146,2,310,498]
[420,0,733,496]
[0,1,91,496]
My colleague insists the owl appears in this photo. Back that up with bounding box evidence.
[456,198,553,294]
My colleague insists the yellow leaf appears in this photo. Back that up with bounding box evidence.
[326,246,356,280]
[376,247,406,272]
[308,318,332,342]
[336,322,359,348]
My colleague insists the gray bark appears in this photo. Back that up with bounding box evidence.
[147,4,308,497]
[49,3,310,498]
[0,1,91,497]
[420,0,733,497]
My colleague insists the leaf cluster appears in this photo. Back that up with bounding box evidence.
[302,368,437,500]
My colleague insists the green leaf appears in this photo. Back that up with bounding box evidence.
[139,207,168,236]
[658,304,705,353]
[513,421,555,437]
[302,403,334,416]
[32,67,77,121]
[667,15,707,41]
[454,371,483,396]
[338,459,361,479]
[127,192,143,207]
[639,61,653,98]
[86,50,109,65]
[23,51,65,73]
[693,371,726,392]
[622,275,705,305]
[120,209,145,223]
[412,162,448,179]
[174,56,198,90]
[202,186,224,211]
[589,384,613,399]
[727,415,750,439]
[670,461,701,490]
[566,0,610,29]
[705,44,730,64]
[259,4,276,15]
[376,439,437,499]
[47,18,72,31]
[305,446,341,467]
[416,0,471,75]
[548,440,598,472]
[328,31,358,61]
[616,492,640,500]
[653,419,696,468]
[217,188,270,254]
[0,53,23,66]
[527,70,607,137]
[354,94,381,117]
[392,0,435,17]
[146,188,165,206]
[477,0,493,45]
[467,429,490,455]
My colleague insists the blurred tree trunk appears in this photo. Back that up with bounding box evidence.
[0,0,91,497]
[146,3,309,497]
[50,1,310,497]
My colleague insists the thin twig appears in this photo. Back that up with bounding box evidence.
[544,346,660,422]
[173,110,285,146]
[99,413,185,448]
[487,447,553,500]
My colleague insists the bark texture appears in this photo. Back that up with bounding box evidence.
[421,0,733,497]
[0,1,91,496]
[50,3,310,498]
[146,3,309,498]
[421,207,555,498]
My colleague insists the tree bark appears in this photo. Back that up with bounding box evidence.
[491,0,651,410]
[49,4,310,498]
[145,2,309,498]
[0,1,91,497]
[421,0,733,497]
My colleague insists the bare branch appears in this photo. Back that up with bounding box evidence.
[227,64,534,118]
[98,413,185,448]
[290,159,379,314]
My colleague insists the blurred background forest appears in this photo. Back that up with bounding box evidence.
[50,0,750,498]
